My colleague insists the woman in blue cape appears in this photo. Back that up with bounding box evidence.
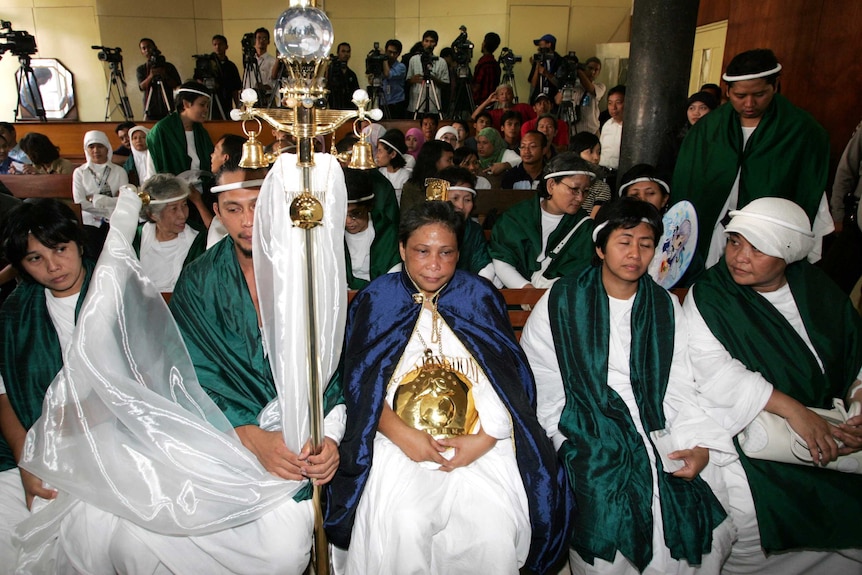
[325,201,572,574]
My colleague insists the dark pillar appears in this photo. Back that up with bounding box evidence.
[619,0,700,178]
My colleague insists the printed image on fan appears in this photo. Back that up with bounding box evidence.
[649,200,698,288]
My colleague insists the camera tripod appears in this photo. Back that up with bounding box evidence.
[501,65,519,104]
[15,55,46,122]
[367,74,390,119]
[413,77,442,119]
[447,64,474,121]
[557,83,579,141]
[143,75,171,121]
[103,60,133,121]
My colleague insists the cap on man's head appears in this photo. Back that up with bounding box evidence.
[533,34,556,46]
[724,197,814,263]
[722,49,781,83]
[532,92,551,106]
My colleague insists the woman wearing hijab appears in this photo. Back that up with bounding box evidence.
[146,81,214,176]
[124,125,151,185]
[656,91,718,175]
[72,130,130,254]
[476,127,521,177]
[404,127,425,161]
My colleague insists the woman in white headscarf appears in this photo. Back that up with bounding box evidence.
[72,130,129,253]
[124,125,152,185]
[684,197,862,575]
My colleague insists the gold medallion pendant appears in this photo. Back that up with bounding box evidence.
[394,351,478,439]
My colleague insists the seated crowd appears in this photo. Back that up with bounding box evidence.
[0,41,860,575]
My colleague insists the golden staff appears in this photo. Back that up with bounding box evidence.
[231,2,380,573]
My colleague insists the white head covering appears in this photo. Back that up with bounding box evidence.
[435,126,458,142]
[128,126,152,183]
[724,197,815,263]
[83,130,113,168]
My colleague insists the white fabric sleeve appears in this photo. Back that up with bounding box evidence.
[661,296,738,466]
[0,372,5,395]
[72,167,88,204]
[492,259,531,288]
[520,290,568,450]
[477,262,496,282]
[501,148,522,168]
[683,289,773,436]
[807,192,835,263]
[323,404,347,445]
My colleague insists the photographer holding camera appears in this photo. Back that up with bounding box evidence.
[406,30,449,117]
[327,43,360,109]
[206,35,242,120]
[137,38,182,121]
[242,28,278,97]
[378,40,406,118]
[528,33,562,103]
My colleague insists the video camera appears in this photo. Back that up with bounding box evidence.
[148,48,167,69]
[92,45,123,64]
[0,20,37,60]
[555,51,581,85]
[365,42,387,77]
[450,25,473,67]
[241,32,256,65]
[498,47,521,70]
[193,53,220,90]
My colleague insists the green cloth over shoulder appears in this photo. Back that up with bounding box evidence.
[673,95,829,262]
[146,112,214,176]
[346,172,401,290]
[489,194,594,282]
[0,260,94,471]
[549,264,725,570]
[692,259,862,552]
[458,218,492,274]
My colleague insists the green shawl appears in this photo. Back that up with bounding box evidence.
[673,95,828,263]
[489,194,594,282]
[170,237,277,427]
[146,111,214,176]
[345,173,402,289]
[692,259,862,552]
[0,260,95,471]
[458,218,492,274]
[549,265,725,570]
[478,127,506,169]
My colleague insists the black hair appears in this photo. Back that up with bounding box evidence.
[724,49,780,86]
[212,34,228,44]
[473,111,492,125]
[254,28,270,41]
[537,152,594,199]
[335,134,359,154]
[592,196,663,264]
[215,134,246,174]
[453,146,477,166]
[409,140,454,185]
[618,163,670,198]
[139,38,155,47]
[440,47,454,59]
[337,42,351,52]
[536,113,557,132]
[115,121,137,134]
[385,39,402,53]
[19,133,61,165]
[569,131,600,154]
[450,119,469,135]
[0,122,15,138]
[399,200,464,249]
[378,129,407,169]
[438,165,476,189]
[421,114,439,128]
[422,30,439,43]
[608,85,626,99]
[585,57,601,67]
[522,129,548,149]
[500,110,523,126]
[1,199,85,279]
[174,81,210,114]
[483,32,501,53]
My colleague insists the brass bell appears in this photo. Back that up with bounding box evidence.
[239,131,272,169]
[347,132,376,170]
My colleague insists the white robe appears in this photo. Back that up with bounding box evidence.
[521,290,734,575]
[138,222,199,293]
[684,286,862,575]
[346,307,531,575]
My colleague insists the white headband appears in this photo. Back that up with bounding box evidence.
[148,190,190,205]
[378,138,407,159]
[592,217,653,243]
[347,194,374,204]
[545,170,596,180]
[722,63,782,82]
[619,176,670,196]
[178,87,211,99]
[448,185,476,196]
[210,179,265,193]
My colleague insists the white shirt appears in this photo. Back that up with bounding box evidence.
[599,118,623,170]
[243,52,277,90]
[345,218,375,281]
[139,222,200,293]
[406,54,449,114]
[46,288,78,357]
[72,163,130,227]
[379,168,411,205]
